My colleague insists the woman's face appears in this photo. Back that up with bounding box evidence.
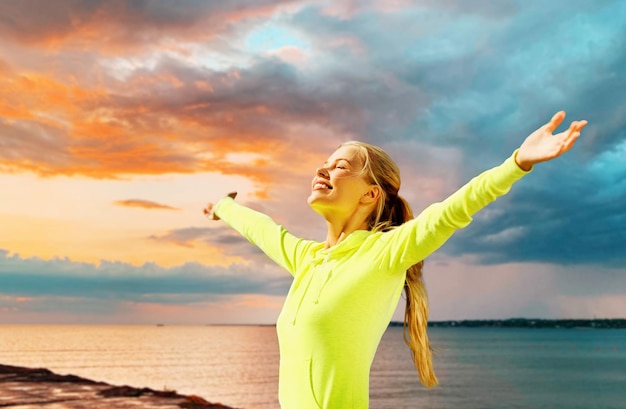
[307,145,374,217]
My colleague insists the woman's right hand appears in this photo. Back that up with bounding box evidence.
[515,111,587,171]
[203,192,237,220]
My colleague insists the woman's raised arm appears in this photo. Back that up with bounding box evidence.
[382,110,589,269]
[202,191,314,276]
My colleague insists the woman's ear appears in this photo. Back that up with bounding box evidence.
[361,185,381,204]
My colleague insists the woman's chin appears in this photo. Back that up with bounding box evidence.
[307,192,325,205]
[308,196,329,214]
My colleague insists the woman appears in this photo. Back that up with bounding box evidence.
[204,111,587,409]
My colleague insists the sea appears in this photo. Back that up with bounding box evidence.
[1,325,625,409]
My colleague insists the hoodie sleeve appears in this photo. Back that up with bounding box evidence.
[213,197,313,276]
[382,150,531,271]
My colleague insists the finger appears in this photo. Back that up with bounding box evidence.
[567,121,578,135]
[545,111,566,133]
[563,131,580,152]
[566,120,588,139]
[568,119,588,133]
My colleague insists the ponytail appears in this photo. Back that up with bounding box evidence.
[395,196,438,388]
[404,260,438,387]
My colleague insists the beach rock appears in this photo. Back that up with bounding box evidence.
[0,364,237,409]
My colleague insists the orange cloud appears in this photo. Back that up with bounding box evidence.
[0,72,105,120]
[0,61,337,196]
[1,7,370,197]
[114,199,179,210]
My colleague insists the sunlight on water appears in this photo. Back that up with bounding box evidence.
[1,325,625,409]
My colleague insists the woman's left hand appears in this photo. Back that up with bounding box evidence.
[515,111,588,171]
[203,192,237,220]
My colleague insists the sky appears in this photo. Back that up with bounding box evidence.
[0,0,624,325]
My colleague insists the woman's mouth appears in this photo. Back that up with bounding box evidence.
[313,181,332,190]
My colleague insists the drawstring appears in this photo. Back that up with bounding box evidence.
[291,271,316,325]
[314,270,333,304]
[291,255,330,324]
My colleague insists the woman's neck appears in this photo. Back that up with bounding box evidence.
[324,217,369,248]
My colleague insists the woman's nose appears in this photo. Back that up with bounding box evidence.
[316,167,330,178]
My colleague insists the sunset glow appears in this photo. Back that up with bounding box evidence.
[1,0,624,324]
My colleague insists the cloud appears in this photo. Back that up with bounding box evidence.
[275,0,626,268]
[1,0,621,192]
[149,225,267,261]
[0,51,424,198]
[439,150,626,267]
[114,199,179,210]
[0,0,625,325]
[0,249,291,303]
[0,0,298,53]
[318,0,519,19]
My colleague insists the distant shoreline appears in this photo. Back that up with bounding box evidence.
[206,319,626,329]
[388,318,626,329]
[208,319,626,329]
[3,320,624,329]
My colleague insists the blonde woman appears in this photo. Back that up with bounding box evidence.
[203,111,587,409]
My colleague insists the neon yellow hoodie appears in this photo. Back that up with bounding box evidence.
[214,151,529,409]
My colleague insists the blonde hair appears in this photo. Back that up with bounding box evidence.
[342,141,438,388]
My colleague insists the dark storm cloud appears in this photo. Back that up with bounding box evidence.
[442,157,626,267]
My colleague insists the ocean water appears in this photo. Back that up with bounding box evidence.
[1,325,625,409]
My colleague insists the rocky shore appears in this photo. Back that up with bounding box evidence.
[0,364,237,409]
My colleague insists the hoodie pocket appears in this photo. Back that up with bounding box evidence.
[279,357,322,409]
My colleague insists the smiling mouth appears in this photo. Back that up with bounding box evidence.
[313,182,332,190]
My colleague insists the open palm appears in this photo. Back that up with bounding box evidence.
[516,111,588,171]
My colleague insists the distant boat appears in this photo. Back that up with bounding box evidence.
[156,324,165,327]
